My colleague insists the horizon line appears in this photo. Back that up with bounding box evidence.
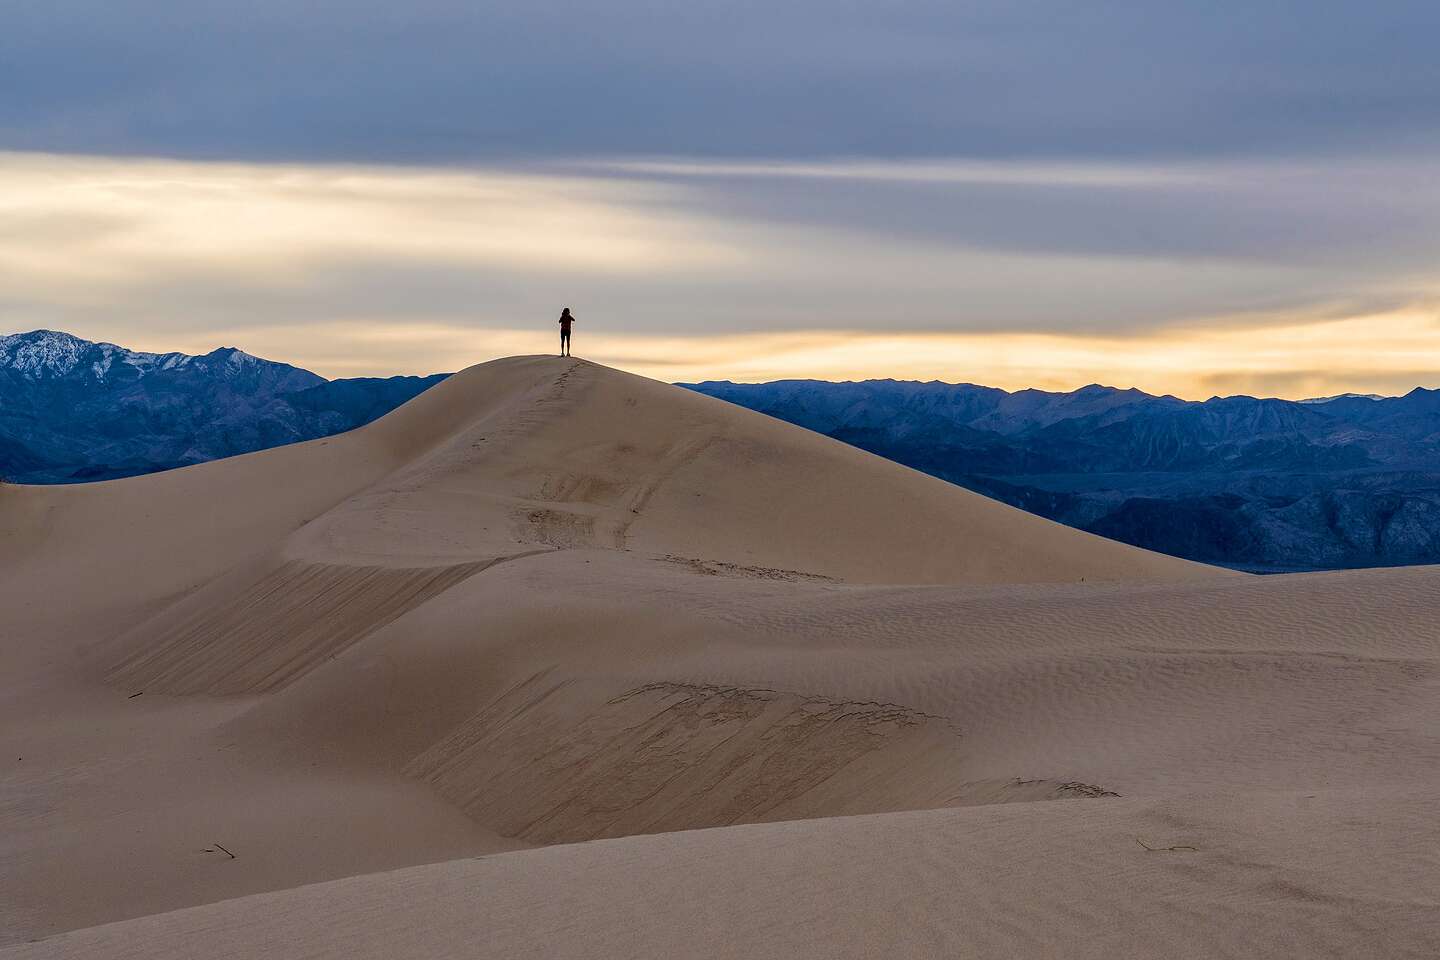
[2,325,1426,406]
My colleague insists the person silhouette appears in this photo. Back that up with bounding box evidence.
[558,307,576,357]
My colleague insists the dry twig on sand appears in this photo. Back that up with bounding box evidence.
[1136,837,1198,853]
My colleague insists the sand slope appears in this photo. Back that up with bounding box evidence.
[4,356,1438,957]
[10,791,1440,960]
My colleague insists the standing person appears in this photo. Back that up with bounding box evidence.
[558,307,576,357]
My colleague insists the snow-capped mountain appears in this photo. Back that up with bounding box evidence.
[0,330,299,385]
[0,330,446,483]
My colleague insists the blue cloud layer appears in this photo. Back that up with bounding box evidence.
[5,1,1438,162]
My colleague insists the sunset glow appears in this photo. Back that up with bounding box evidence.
[4,150,1438,397]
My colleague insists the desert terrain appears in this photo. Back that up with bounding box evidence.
[3,356,1438,958]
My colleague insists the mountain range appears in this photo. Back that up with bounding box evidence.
[682,377,1440,572]
[0,330,447,482]
[5,329,1440,571]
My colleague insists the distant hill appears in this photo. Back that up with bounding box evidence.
[684,378,1440,572]
[0,330,448,482]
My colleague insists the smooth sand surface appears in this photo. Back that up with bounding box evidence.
[4,357,1437,957]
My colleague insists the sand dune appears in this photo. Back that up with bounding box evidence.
[10,791,1439,960]
[4,356,1438,957]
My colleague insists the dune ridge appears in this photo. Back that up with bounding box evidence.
[3,356,1437,958]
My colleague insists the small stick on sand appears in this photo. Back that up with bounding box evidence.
[213,843,236,859]
[126,692,143,699]
[1136,838,1198,853]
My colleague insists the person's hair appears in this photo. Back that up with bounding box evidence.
[561,307,570,314]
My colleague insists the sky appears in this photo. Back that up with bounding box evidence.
[3,0,1439,397]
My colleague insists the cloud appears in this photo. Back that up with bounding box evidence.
[3,2,1439,163]
[4,150,1437,326]
[2,150,1437,397]
[0,153,731,292]
[587,158,1212,188]
[582,154,1440,269]
[6,5,1437,397]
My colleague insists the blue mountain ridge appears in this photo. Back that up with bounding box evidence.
[0,330,447,482]
[681,377,1440,572]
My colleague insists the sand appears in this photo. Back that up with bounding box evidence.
[3,356,1437,958]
